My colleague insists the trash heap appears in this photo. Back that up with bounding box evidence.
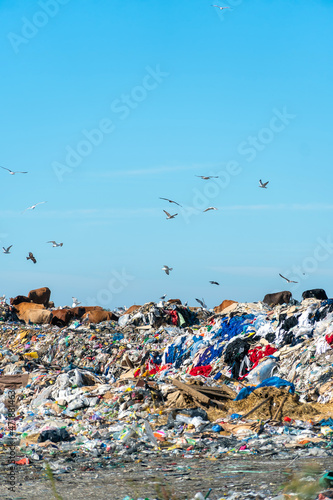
[0,296,333,498]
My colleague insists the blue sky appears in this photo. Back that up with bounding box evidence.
[1,0,333,309]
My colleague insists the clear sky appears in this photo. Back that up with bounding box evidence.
[1,0,333,309]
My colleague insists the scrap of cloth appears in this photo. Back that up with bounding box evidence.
[0,373,29,390]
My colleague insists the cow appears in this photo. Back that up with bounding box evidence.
[10,295,32,306]
[123,305,141,315]
[14,302,45,320]
[68,306,103,319]
[302,289,328,301]
[214,300,237,314]
[50,309,74,327]
[20,309,52,325]
[82,310,119,324]
[28,287,51,306]
[263,291,292,307]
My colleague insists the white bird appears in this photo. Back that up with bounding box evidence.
[47,241,63,247]
[195,297,207,309]
[160,294,167,300]
[22,201,47,213]
[211,5,231,11]
[2,245,12,254]
[72,297,81,307]
[196,175,219,180]
[163,210,178,220]
[162,265,173,275]
[159,197,182,207]
[0,295,6,304]
[1,166,28,175]
[259,179,269,189]
[203,207,218,212]
[279,273,298,284]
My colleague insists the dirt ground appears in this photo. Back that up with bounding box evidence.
[0,455,332,500]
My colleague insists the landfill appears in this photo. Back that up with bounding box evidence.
[1,292,333,499]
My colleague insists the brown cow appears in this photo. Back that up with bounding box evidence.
[21,309,52,325]
[14,302,45,320]
[82,310,119,324]
[50,309,74,327]
[123,305,141,315]
[68,306,103,319]
[10,295,32,306]
[263,291,291,307]
[28,287,51,306]
[214,300,237,314]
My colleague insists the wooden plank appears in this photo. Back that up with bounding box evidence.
[172,379,212,405]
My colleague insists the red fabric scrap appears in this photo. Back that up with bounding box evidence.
[325,333,333,345]
[248,344,277,370]
[189,365,213,377]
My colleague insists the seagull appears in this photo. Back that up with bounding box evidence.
[203,207,218,212]
[196,298,207,309]
[159,198,182,207]
[184,301,188,307]
[196,175,219,180]
[162,265,173,275]
[0,166,28,175]
[163,210,178,220]
[211,5,231,10]
[26,252,36,264]
[259,179,269,189]
[209,281,220,286]
[72,297,81,307]
[47,241,63,247]
[22,201,47,213]
[279,273,298,284]
[2,245,12,254]
[160,294,167,300]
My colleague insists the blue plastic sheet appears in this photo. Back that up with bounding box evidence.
[235,376,295,401]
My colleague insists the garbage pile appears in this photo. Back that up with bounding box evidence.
[0,291,333,498]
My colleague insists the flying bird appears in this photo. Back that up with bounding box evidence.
[209,281,220,286]
[159,197,182,207]
[163,210,178,220]
[259,179,269,189]
[72,297,81,307]
[162,265,173,275]
[279,273,298,284]
[203,207,218,212]
[22,201,47,213]
[196,175,219,180]
[2,245,12,254]
[26,252,36,264]
[47,241,63,247]
[211,5,231,10]
[196,298,207,309]
[0,166,27,175]
[160,294,167,300]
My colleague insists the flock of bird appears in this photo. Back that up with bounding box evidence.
[1,167,63,264]
[1,4,292,308]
